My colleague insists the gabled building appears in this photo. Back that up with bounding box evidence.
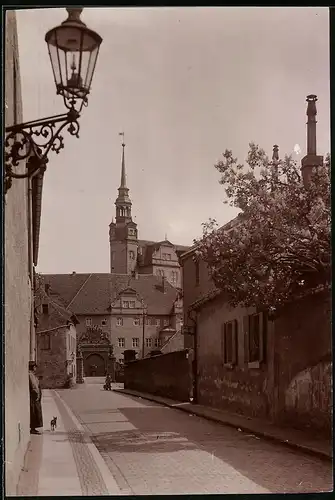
[42,272,183,375]
[109,141,189,287]
[35,283,79,389]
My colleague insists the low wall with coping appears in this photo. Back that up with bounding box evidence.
[124,349,193,402]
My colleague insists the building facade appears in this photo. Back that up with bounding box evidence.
[109,142,189,288]
[35,286,78,389]
[5,11,44,495]
[42,272,184,375]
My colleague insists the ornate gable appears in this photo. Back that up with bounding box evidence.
[79,326,110,346]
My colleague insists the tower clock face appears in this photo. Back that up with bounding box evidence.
[128,228,136,236]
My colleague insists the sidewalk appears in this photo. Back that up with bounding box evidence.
[114,388,333,462]
[16,389,122,496]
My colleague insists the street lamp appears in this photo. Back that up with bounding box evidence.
[4,8,102,193]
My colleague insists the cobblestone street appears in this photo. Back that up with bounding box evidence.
[58,381,333,495]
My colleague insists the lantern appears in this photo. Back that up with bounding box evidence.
[45,8,102,112]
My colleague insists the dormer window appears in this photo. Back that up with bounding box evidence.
[123,300,136,308]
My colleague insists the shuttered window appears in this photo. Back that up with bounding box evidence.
[244,312,265,366]
[221,319,238,366]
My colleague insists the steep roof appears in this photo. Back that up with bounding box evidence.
[137,239,191,266]
[42,273,178,316]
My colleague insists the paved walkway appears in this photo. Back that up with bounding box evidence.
[114,388,333,461]
[16,389,121,496]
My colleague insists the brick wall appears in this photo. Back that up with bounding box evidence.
[37,325,77,389]
[5,10,32,496]
[124,349,193,402]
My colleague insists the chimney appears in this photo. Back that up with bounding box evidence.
[301,94,323,188]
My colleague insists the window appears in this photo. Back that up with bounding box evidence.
[163,318,169,326]
[154,338,161,348]
[129,250,135,260]
[42,304,49,314]
[40,333,50,350]
[123,300,135,308]
[132,337,139,348]
[118,338,125,348]
[157,269,164,277]
[86,318,92,327]
[246,313,264,366]
[156,318,161,327]
[118,358,124,364]
[162,253,171,260]
[146,338,153,348]
[134,318,140,326]
[116,317,123,326]
[221,320,238,366]
[195,260,200,286]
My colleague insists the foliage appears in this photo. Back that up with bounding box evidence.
[194,143,331,311]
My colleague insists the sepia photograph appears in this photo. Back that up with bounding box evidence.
[4,6,332,496]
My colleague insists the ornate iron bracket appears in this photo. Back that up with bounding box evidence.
[5,108,80,193]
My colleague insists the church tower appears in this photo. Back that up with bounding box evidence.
[109,139,138,274]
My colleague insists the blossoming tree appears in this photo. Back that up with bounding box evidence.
[194,143,331,312]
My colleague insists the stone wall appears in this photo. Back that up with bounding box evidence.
[273,290,332,435]
[124,349,193,402]
[5,10,32,496]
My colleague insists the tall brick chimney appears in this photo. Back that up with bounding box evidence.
[301,94,323,187]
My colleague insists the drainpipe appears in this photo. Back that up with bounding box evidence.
[27,161,43,362]
[188,309,198,404]
[28,174,35,361]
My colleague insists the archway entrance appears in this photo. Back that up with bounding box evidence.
[84,353,106,377]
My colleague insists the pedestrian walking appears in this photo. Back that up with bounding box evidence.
[29,361,43,434]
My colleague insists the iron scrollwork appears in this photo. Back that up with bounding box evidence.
[4,108,80,193]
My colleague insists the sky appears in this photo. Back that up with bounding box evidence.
[15,7,330,273]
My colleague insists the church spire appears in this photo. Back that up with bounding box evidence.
[120,141,127,188]
[115,132,132,221]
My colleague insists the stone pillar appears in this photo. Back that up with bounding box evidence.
[76,349,84,384]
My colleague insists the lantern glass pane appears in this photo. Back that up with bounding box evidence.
[47,42,62,87]
[83,45,100,90]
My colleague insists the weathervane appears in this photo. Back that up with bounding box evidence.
[119,131,125,146]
